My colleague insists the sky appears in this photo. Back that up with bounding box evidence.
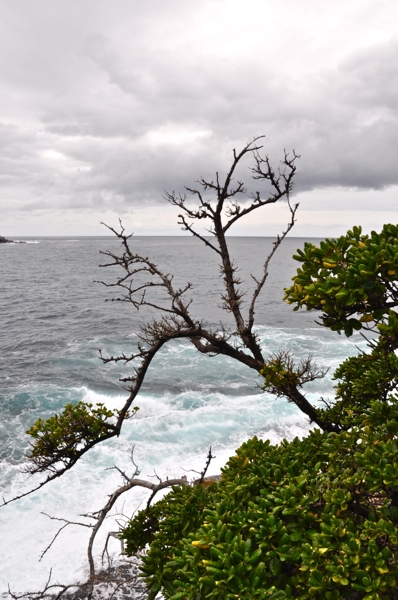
[0,0,397,237]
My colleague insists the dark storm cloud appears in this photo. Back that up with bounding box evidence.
[0,0,397,220]
[287,39,398,191]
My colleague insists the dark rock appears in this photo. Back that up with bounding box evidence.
[63,561,148,600]
[0,235,25,243]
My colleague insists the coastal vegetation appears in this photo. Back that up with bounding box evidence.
[13,137,304,491]
[6,138,398,598]
[121,224,398,599]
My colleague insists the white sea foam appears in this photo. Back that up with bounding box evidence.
[0,325,369,594]
[1,235,374,595]
[0,384,310,594]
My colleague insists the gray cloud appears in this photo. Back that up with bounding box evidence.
[0,0,397,224]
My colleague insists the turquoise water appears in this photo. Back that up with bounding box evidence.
[0,236,365,592]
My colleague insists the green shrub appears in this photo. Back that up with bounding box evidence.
[121,224,398,599]
[283,223,398,343]
[26,401,137,472]
[121,406,398,599]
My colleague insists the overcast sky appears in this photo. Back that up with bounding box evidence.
[1,0,397,237]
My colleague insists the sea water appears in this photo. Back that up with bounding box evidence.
[0,236,367,593]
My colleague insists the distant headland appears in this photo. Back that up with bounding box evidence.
[0,235,25,243]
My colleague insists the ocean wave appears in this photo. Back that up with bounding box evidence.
[0,325,367,592]
[0,381,311,593]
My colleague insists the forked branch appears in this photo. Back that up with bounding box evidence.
[6,135,344,600]
[13,137,339,498]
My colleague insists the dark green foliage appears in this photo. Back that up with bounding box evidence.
[121,484,213,557]
[120,484,216,599]
[316,350,398,430]
[22,223,398,598]
[122,413,398,599]
[26,401,138,473]
[283,223,398,343]
[262,225,398,432]
[120,224,398,599]
[259,345,398,432]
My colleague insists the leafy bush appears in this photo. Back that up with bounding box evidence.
[26,401,132,472]
[120,224,398,599]
[283,224,398,342]
[122,405,398,599]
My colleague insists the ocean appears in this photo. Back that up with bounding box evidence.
[0,235,366,594]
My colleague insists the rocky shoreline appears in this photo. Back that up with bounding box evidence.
[63,560,148,600]
[0,235,25,243]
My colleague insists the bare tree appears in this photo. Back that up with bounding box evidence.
[3,135,339,507]
[5,135,343,599]
[8,450,209,600]
[96,135,334,433]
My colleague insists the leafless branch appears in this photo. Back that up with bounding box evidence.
[248,199,299,332]
[8,570,84,600]
[262,350,337,432]
[39,512,93,561]
[4,137,341,524]
[7,136,345,599]
[12,457,190,600]
[84,468,189,599]
[197,447,216,484]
